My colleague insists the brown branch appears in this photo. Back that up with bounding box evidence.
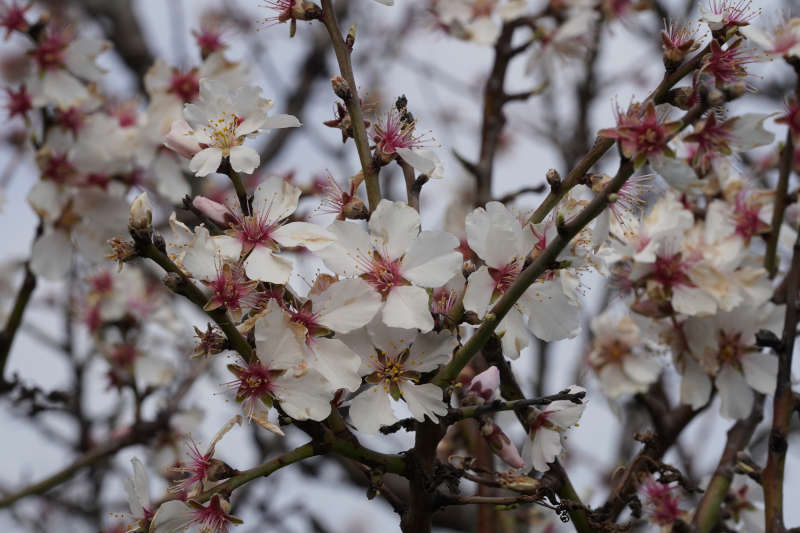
[765,128,795,278]
[0,224,42,391]
[319,0,381,210]
[692,395,764,533]
[764,228,800,533]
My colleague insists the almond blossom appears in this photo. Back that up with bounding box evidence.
[588,311,662,398]
[682,303,783,419]
[317,199,462,332]
[227,300,334,426]
[343,319,458,434]
[179,79,301,176]
[521,386,586,472]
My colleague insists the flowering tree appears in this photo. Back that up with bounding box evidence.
[1,0,799,532]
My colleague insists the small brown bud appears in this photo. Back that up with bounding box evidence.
[331,75,351,100]
[546,168,561,190]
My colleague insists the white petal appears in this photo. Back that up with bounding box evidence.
[680,356,712,409]
[272,221,336,251]
[396,147,435,175]
[31,231,72,280]
[149,501,194,533]
[229,145,260,174]
[741,352,777,395]
[402,231,462,287]
[244,246,293,284]
[349,384,396,434]
[672,285,717,316]
[313,278,382,333]
[650,155,702,191]
[315,220,372,277]
[252,176,301,223]
[545,399,586,428]
[382,285,434,332]
[407,330,458,372]
[622,353,662,385]
[308,337,363,391]
[717,365,753,420]
[463,266,495,318]
[523,279,581,341]
[368,200,420,261]
[189,147,223,177]
[261,113,302,130]
[498,307,530,359]
[254,300,307,368]
[366,317,417,357]
[466,202,528,268]
[400,382,448,422]
[524,427,562,472]
[274,370,333,421]
[729,113,775,152]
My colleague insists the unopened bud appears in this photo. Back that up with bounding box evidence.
[331,75,351,100]
[129,192,152,230]
[707,88,726,107]
[484,423,524,469]
[724,82,746,101]
[546,168,561,190]
[466,366,500,403]
[501,475,540,493]
[666,87,695,110]
[193,196,230,225]
[164,119,201,159]
[193,324,226,358]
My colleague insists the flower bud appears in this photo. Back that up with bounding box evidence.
[192,196,230,225]
[129,192,152,230]
[164,119,202,159]
[331,75,351,100]
[342,195,368,220]
[466,366,499,403]
[484,423,524,469]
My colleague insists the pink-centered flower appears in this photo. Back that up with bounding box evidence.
[742,16,800,58]
[641,478,684,525]
[598,101,680,166]
[170,416,240,499]
[4,84,30,119]
[701,0,758,31]
[0,1,29,39]
[124,457,155,526]
[344,320,458,434]
[318,199,462,332]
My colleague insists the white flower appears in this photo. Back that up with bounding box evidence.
[182,79,300,176]
[525,9,599,75]
[227,300,334,426]
[343,319,458,434]
[522,386,586,472]
[317,199,462,332]
[226,176,335,284]
[682,304,784,419]
[588,311,662,398]
[463,201,584,357]
[282,276,382,391]
[25,27,109,108]
[741,18,800,58]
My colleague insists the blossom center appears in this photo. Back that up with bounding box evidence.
[32,31,67,70]
[169,70,200,102]
[489,260,522,293]
[652,253,692,288]
[362,253,408,297]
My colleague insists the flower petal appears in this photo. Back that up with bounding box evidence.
[382,285,434,332]
[272,221,336,251]
[244,246,293,284]
[229,145,260,174]
[189,147,223,177]
[402,231,462,287]
[313,278,382,333]
[369,200,420,261]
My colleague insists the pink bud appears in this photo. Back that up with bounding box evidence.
[192,196,230,225]
[485,424,524,469]
[164,119,201,159]
[467,366,500,403]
